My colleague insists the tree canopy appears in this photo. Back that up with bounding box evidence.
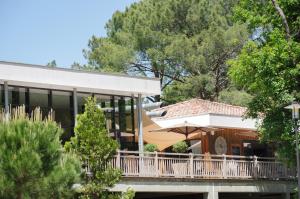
[81,0,249,103]
[229,0,300,162]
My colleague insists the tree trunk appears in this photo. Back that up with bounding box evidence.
[153,64,161,102]
[270,0,290,40]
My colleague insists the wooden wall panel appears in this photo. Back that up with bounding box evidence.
[200,129,257,155]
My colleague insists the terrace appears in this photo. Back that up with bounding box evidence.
[112,151,295,180]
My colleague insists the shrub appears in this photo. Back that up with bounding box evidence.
[172,141,188,153]
[144,144,158,152]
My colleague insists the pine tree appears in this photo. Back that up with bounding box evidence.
[0,107,81,199]
[67,97,134,198]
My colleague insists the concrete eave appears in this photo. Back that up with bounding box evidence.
[0,61,161,97]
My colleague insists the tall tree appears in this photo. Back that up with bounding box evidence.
[82,0,249,102]
[0,107,81,199]
[229,0,300,162]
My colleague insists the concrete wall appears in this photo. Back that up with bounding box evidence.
[111,178,295,199]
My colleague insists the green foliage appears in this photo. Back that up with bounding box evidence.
[229,0,300,163]
[218,88,253,107]
[234,0,300,40]
[172,141,188,153]
[67,97,134,198]
[144,144,158,152]
[0,107,81,199]
[82,0,249,102]
[46,60,57,68]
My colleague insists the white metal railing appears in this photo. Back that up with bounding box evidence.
[111,151,296,180]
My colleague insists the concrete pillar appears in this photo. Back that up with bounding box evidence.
[4,81,8,113]
[137,93,144,153]
[73,88,78,125]
[203,192,219,199]
[283,192,290,199]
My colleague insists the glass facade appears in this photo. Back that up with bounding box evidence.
[29,88,49,115]
[0,83,137,150]
[9,86,26,109]
[0,84,3,109]
[52,91,73,141]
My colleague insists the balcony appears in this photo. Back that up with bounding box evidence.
[111,151,295,180]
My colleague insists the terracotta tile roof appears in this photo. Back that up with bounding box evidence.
[151,98,247,119]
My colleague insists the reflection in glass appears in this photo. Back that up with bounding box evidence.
[77,93,90,114]
[0,85,4,109]
[29,88,49,115]
[8,86,26,109]
[52,91,72,142]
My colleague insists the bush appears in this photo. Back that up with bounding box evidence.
[144,144,158,152]
[172,141,188,153]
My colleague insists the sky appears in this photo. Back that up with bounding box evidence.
[0,0,138,68]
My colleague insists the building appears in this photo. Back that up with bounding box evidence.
[112,99,296,199]
[149,98,267,156]
[0,61,295,199]
[0,61,160,149]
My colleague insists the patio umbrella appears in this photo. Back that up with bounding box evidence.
[150,121,218,139]
[109,132,134,137]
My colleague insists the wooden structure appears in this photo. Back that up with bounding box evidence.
[111,151,295,180]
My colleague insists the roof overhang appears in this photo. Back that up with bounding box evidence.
[0,61,161,97]
[152,113,259,131]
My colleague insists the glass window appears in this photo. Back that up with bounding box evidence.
[0,84,3,109]
[232,146,241,156]
[94,94,113,132]
[52,91,73,142]
[8,86,26,109]
[120,97,137,150]
[29,88,49,115]
[77,93,91,114]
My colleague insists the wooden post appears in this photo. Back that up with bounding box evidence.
[254,156,258,179]
[116,150,121,169]
[190,153,194,178]
[223,154,227,179]
[155,151,159,177]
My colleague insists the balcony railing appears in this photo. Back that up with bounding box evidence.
[111,151,295,180]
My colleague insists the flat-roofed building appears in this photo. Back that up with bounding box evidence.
[0,61,160,149]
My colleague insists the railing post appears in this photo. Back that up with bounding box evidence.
[116,150,121,169]
[189,153,194,178]
[223,154,227,179]
[253,156,258,179]
[155,151,159,177]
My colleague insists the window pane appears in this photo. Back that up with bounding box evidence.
[29,88,49,115]
[8,86,26,109]
[77,93,90,114]
[52,91,72,142]
[0,84,3,109]
[94,94,113,131]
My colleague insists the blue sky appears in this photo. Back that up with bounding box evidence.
[0,0,138,68]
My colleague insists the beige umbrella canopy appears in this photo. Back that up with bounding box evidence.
[150,121,218,139]
[135,111,218,151]
[135,111,193,151]
[109,132,134,137]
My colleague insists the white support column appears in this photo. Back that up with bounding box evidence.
[204,183,218,199]
[284,192,291,199]
[73,88,78,126]
[203,192,219,199]
[137,93,144,153]
[4,81,9,113]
